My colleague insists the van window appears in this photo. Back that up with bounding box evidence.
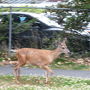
[12,14,33,23]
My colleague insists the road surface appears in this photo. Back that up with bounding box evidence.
[0,65,90,79]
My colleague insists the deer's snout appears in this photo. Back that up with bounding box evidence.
[64,49,70,57]
[67,52,71,57]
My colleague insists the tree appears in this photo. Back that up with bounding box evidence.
[50,0,90,53]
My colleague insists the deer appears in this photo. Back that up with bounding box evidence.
[11,38,70,83]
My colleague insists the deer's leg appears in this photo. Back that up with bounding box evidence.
[42,66,54,83]
[14,64,20,81]
[14,55,26,81]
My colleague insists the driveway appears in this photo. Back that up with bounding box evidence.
[0,65,90,78]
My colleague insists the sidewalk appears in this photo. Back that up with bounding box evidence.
[0,65,90,79]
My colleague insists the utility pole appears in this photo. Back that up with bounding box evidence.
[8,7,12,56]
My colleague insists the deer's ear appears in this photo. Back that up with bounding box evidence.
[62,38,67,43]
[64,38,67,41]
[57,42,62,47]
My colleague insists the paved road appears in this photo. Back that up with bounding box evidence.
[0,65,90,79]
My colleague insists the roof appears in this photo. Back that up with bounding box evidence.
[0,12,61,27]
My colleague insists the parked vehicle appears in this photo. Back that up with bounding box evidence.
[0,12,63,49]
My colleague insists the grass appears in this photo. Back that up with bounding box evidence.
[50,58,90,71]
[0,75,90,90]
[0,55,90,89]
[51,61,90,70]
[27,61,90,71]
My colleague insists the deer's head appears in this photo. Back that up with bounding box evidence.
[58,38,70,57]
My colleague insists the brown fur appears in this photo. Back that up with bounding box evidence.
[13,38,70,83]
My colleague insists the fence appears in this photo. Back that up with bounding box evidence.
[1,0,43,4]
[0,6,90,56]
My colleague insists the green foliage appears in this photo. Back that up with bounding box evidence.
[81,52,90,57]
[0,22,8,41]
[51,57,90,70]
[12,19,36,34]
[0,51,7,61]
[67,35,89,53]
[73,0,90,9]
[51,0,90,53]
[0,57,4,61]
[0,3,89,53]
[65,12,89,31]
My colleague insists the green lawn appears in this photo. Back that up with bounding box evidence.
[50,58,90,71]
[0,76,90,90]
[51,61,90,70]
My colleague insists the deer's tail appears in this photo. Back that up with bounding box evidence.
[10,49,18,53]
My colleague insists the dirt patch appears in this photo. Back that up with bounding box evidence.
[69,57,90,66]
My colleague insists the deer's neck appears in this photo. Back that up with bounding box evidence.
[52,47,62,60]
